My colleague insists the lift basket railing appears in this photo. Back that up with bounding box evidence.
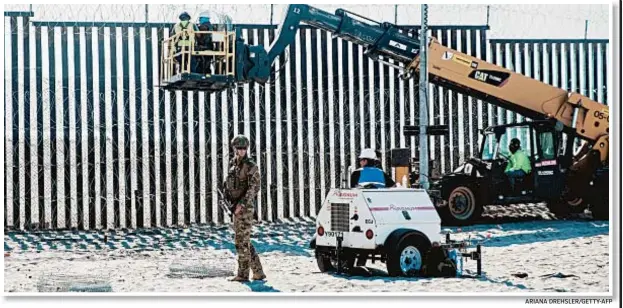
[160,29,236,85]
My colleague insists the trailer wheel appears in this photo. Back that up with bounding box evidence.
[386,233,431,277]
[316,254,335,273]
[443,186,482,226]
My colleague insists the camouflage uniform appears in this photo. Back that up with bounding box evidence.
[224,135,265,281]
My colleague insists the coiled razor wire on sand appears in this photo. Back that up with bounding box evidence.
[168,258,235,279]
[36,273,113,292]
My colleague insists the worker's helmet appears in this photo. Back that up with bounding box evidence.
[358,148,378,160]
[179,11,191,21]
[198,16,210,24]
[231,135,250,149]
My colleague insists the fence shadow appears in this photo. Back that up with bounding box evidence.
[445,220,609,248]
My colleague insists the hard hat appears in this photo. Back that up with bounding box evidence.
[198,16,210,24]
[358,148,377,160]
[179,11,191,21]
[231,135,250,149]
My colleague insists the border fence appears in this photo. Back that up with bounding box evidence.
[4,11,609,231]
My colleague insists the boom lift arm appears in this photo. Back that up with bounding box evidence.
[242,4,609,203]
[411,39,609,202]
[246,4,423,83]
[408,40,609,165]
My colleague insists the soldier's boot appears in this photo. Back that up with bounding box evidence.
[232,264,250,282]
[249,245,265,280]
[232,257,250,282]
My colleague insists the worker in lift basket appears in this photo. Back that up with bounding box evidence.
[504,138,532,193]
[350,148,396,189]
[223,135,266,282]
[171,11,199,73]
[195,14,215,74]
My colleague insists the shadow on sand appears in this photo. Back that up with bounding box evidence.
[446,220,609,248]
[243,280,281,293]
[326,267,533,291]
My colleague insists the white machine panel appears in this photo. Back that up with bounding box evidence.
[314,188,442,250]
[362,189,441,245]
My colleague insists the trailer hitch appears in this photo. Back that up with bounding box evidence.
[461,244,482,277]
[441,230,483,277]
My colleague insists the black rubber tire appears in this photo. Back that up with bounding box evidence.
[590,203,609,220]
[568,199,588,214]
[316,254,335,273]
[441,185,483,226]
[386,233,431,277]
[546,200,572,219]
[588,172,609,221]
[589,191,609,221]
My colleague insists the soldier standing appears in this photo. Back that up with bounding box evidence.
[223,135,266,282]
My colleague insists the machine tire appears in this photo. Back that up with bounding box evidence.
[588,171,609,221]
[546,200,572,219]
[441,185,482,226]
[316,254,335,273]
[566,198,588,214]
[588,188,609,221]
[386,233,431,277]
[590,199,609,221]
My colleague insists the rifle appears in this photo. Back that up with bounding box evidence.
[216,186,235,218]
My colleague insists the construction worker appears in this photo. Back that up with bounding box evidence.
[223,135,266,282]
[350,148,396,188]
[171,11,199,73]
[195,13,215,74]
[196,14,215,50]
[504,138,532,193]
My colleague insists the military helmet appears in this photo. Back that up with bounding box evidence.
[231,135,250,149]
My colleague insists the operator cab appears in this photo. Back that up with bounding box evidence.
[429,119,582,225]
[478,120,564,201]
[480,123,536,196]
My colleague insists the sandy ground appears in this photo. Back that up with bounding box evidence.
[4,215,610,294]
